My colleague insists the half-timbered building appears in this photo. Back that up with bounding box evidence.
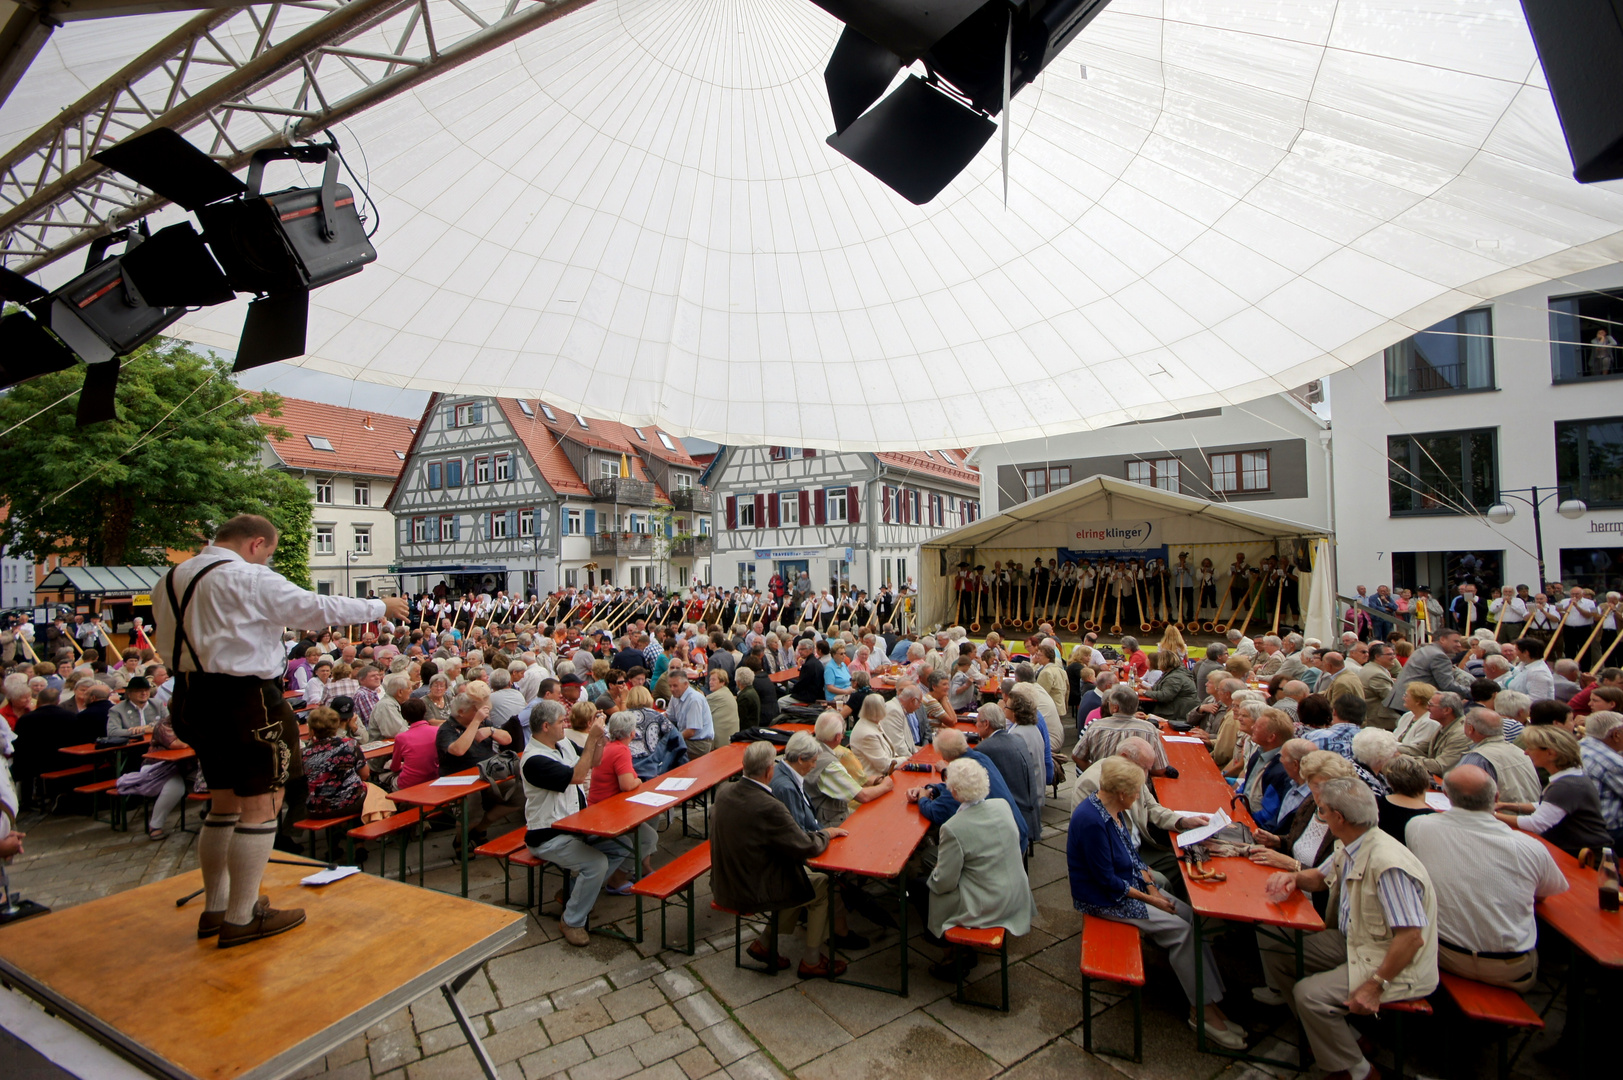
[386,396,708,597]
[704,446,980,595]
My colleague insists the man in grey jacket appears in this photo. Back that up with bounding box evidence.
[1386,629,1475,711]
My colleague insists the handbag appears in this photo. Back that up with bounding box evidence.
[477,749,523,804]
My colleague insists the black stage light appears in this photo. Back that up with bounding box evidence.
[1,227,216,424]
[1519,0,1623,183]
[94,127,377,370]
[812,0,1115,203]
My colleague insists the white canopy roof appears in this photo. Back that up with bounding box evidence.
[11,0,1623,449]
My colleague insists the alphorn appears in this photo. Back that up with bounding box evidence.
[1589,619,1623,675]
[99,624,124,663]
[969,577,984,634]
[1085,574,1107,632]
[1135,573,1152,633]
[1269,573,1285,637]
[1543,600,1574,660]
[1210,575,1243,633]
[1064,573,1085,632]
[1109,577,1124,636]
[1570,602,1616,669]
[1231,578,1264,644]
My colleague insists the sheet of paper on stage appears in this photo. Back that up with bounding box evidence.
[655,778,696,792]
[1163,735,1207,744]
[301,866,363,886]
[626,791,679,807]
[430,776,480,786]
[1174,809,1232,846]
[1425,791,1452,812]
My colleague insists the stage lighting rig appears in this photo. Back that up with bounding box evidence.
[93,127,378,372]
[0,223,231,425]
[812,0,1114,203]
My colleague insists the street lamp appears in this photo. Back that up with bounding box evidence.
[345,549,360,597]
[1485,485,1587,588]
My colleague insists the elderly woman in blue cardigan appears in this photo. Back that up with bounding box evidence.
[1067,756,1246,1050]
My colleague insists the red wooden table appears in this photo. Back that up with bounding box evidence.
[1156,738,1323,1066]
[387,768,490,897]
[552,741,752,942]
[62,738,152,830]
[807,745,940,995]
[769,667,800,684]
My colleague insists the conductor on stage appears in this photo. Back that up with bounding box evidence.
[155,515,410,948]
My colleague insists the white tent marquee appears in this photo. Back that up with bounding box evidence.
[916,474,1331,637]
[8,1,1623,449]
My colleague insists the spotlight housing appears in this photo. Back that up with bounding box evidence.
[813,0,1115,203]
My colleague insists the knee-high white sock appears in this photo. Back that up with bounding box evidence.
[224,822,278,924]
[199,813,239,913]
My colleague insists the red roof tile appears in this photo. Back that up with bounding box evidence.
[256,397,414,479]
[495,399,591,497]
[875,449,980,486]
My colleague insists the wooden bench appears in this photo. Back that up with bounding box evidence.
[1381,995,1432,1079]
[473,826,555,911]
[711,901,784,974]
[943,925,1010,1011]
[347,809,423,881]
[73,778,128,830]
[1438,972,1543,1080]
[1079,915,1145,1063]
[630,842,711,955]
[291,814,360,863]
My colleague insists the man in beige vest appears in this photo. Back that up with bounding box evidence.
[1258,778,1439,1080]
[1456,709,1541,804]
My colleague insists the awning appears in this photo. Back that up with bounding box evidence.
[396,565,508,574]
[36,566,169,596]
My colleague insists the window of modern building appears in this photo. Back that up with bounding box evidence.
[1210,450,1271,493]
[564,568,578,588]
[314,526,335,554]
[1126,457,1181,492]
[1384,308,1494,398]
[354,579,370,597]
[315,478,333,504]
[1549,290,1623,383]
[698,517,711,536]
[631,566,644,587]
[1022,466,1070,497]
[1387,428,1498,515]
[1557,416,1623,508]
[316,581,332,595]
[353,480,370,506]
[353,526,371,554]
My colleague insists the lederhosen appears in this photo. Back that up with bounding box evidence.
[165,561,302,797]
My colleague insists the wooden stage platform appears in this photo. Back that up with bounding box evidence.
[0,860,524,1080]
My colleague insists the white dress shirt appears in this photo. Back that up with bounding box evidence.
[153,545,382,680]
[1406,809,1567,953]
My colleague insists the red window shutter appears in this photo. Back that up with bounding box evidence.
[768,493,780,528]
[726,495,738,530]
[900,489,909,525]
[882,486,892,523]
[814,488,827,525]
[799,490,811,526]
[754,493,766,529]
[803,448,816,459]
[847,485,860,524]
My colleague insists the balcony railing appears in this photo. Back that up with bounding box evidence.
[592,532,655,557]
[671,487,713,512]
[672,535,712,558]
[588,477,656,505]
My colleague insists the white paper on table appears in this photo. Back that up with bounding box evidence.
[1160,810,1213,822]
[1173,808,1231,846]
[1163,735,1207,744]
[656,777,696,792]
[626,791,679,807]
[301,866,363,886]
[430,776,480,786]
[1424,791,1452,812]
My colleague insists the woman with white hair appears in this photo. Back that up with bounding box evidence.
[924,759,1037,981]
[1068,756,1245,1049]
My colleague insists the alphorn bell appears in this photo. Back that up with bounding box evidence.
[1136,573,1152,633]
[969,575,984,634]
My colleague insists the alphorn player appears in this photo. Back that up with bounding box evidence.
[155,515,410,947]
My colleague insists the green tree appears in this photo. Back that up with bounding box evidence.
[0,339,308,569]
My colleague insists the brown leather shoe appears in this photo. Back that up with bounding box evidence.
[217,904,306,948]
[797,954,848,979]
[197,895,268,938]
[747,941,790,970]
[560,921,590,947]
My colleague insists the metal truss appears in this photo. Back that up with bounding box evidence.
[0,0,594,274]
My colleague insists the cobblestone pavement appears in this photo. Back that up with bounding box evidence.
[3,793,1578,1080]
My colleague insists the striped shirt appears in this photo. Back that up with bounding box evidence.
[1581,736,1623,832]
[1322,832,1429,936]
